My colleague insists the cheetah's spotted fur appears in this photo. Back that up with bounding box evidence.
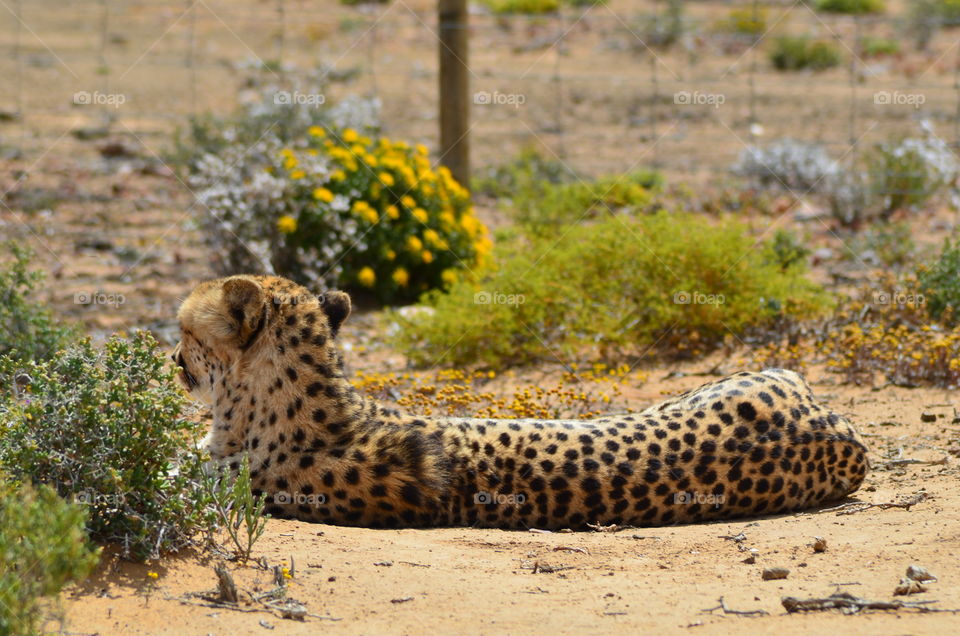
[174,275,869,528]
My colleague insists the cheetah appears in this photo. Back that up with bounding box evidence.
[174,275,869,529]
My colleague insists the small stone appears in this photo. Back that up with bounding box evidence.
[906,565,937,582]
[762,567,790,581]
[812,537,827,553]
[920,412,938,423]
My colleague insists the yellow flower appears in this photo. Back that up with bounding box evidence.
[412,207,428,224]
[441,269,458,286]
[423,228,448,249]
[357,267,376,287]
[421,250,433,264]
[379,172,395,187]
[331,170,346,182]
[406,235,423,252]
[283,156,298,170]
[392,267,409,286]
[416,143,429,156]
[342,128,359,143]
[313,187,334,203]
[290,169,305,180]
[308,125,326,138]
[350,144,366,156]
[386,249,396,261]
[147,571,159,580]
[277,215,297,234]
[385,205,400,220]
[401,195,416,209]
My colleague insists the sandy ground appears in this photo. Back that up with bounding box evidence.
[58,363,960,635]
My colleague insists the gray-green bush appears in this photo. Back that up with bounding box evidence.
[0,332,214,561]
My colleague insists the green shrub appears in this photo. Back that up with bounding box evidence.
[815,0,885,14]
[0,481,99,636]
[919,238,960,325]
[0,332,213,561]
[0,242,76,364]
[393,212,829,367]
[909,0,960,50]
[482,0,559,14]
[720,6,769,36]
[847,221,915,267]
[868,136,957,216]
[472,147,573,200]
[860,36,900,57]
[511,171,662,236]
[767,229,811,272]
[634,0,685,49]
[475,149,660,235]
[770,37,842,71]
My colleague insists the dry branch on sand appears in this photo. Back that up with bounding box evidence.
[781,592,960,614]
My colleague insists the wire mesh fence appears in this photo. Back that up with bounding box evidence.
[1,0,959,180]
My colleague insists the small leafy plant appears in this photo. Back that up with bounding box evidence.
[860,36,900,57]
[846,221,915,268]
[815,0,885,14]
[770,37,842,71]
[919,238,960,325]
[0,481,99,636]
[720,6,768,36]
[0,241,77,363]
[202,455,268,562]
[481,0,559,13]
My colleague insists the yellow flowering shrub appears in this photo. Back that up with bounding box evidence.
[275,128,491,303]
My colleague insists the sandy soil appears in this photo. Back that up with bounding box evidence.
[58,363,960,635]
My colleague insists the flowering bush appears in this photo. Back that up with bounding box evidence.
[869,130,958,215]
[734,139,838,192]
[193,121,490,304]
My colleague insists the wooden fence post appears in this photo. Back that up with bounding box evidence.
[438,0,470,188]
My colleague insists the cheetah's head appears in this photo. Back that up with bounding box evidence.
[173,275,351,405]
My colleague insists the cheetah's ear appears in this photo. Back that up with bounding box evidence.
[221,277,268,348]
[319,290,351,337]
